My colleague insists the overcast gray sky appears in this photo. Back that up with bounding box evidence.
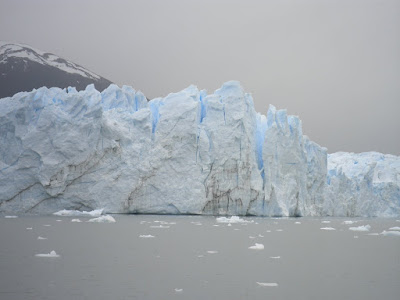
[1,0,399,155]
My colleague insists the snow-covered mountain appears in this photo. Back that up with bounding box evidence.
[0,81,398,217]
[0,42,112,98]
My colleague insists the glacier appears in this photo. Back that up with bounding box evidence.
[0,81,399,217]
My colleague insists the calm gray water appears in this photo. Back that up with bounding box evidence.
[0,215,399,300]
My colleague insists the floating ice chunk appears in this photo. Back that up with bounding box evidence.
[381,230,400,236]
[216,216,253,224]
[367,233,380,236]
[227,223,232,227]
[26,227,33,230]
[276,229,283,232]
[320,227,336,230]
[270,256,280,259]
[321,221,331,224]
[258,234,264,237]
[174,288,183,293]
[43,224,51,227]
[56,220,62,222]
[197,255,204,258]
[71,219,81,222]
[139,235,155,238]
[87,215,116,223]
[191,222,202,226]
[256,282,278,287]
[349,225,371,232]
[266,230,271,233]
[150,225,170,228]
[343,220,357,225]
[35,250,60,258]
[207,251,218,254]
[213,225,219,227]
[4,215,17,218]
[389,227,400,230]
[53,208,104,217]
[354,236,359,239]
[295,222,301,224]
[234,228,240,231]
[37,236,47,240]
[249,243,264,250]
[249,236,256,239]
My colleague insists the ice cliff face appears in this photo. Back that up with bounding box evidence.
[324,152,400,217]
[0,82,399,216]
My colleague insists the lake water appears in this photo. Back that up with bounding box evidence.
[0,215,399,300]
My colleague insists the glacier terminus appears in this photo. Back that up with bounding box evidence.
[0,81,399,217]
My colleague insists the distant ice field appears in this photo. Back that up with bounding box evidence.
[0,215,399,300]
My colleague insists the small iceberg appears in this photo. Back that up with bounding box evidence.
[320,227,336,231]
[174,288,183,293]
[270,256,281,259]
[321,221,331,224]
[389,227,400,231]
[26,227,33,230]
[139,235,155,238]
[37,236,47,240]
[256,282,278,287]
[343,220,357,225]
[295,222,301,224]
[381,231,400,237]
[4,215,17,218]
[349,225,371,232]
[35,250,60,258]
[87,215,116,223]
[207,251,218,254]
[71,219,81,223]
[54,208,104,217]
[249,243,264,250]
[216,216,253,224]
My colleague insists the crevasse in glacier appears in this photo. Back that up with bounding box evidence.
[0,81,399,216]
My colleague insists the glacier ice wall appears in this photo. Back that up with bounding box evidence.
[0,82,399,216]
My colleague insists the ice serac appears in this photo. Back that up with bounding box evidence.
[324,152,400,217]
[0,82,399,216]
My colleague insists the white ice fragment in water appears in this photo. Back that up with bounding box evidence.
[71,219,81,222]
[354,236,359,239]
[381,230,400,237]
[343,220,357,225]
[53,208,104,217]
[175,288,183,293]
[43,224,51,227]
[389,227,400,231]
[320,227,336,231]
[139,235,155,238]
[4,215,17,218]
[35,250,60,258]
[249,243,264,250]
[191,222,202,226]
[216,216,253,224]
[367,233,379,236]
[26,227,33,230]
[56,220,62,222]
[150,225,170,228]
[266,230,271,233]
[256,282,278,287]
[276,229,283,232]
[227,223,232,227]
[87,215,116,223]
[234,228,240,231]
[197,255,204,258]
[37,236,47,240]
[349,225,371,232]
[321,221,331,224]
[270,256,280,259]
[207,251,218,254]
[258,234,264,237]
[213,225,219,227]
[295,222,301,224]
[249,236,256,239]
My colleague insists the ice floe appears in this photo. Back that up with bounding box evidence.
[249,243,264,250]
[343,220,357,225]
[256,282,278,287]
[150,225,170,228]
[381,230,400,236]
[53,208,104,217]
[35,250,60,258]
[270,256,281,259]
[87,215,116,223]
[37,236,47,240]
[71,219,81,222]
[207,251,218,254]
[4,215,17,218]
[349,225,371,232]
[26,227,32,230]
[320,227,336,230]
[216,216,253,224]
[174,288,183,293]
[139,235,155,238]
[321,221,331,224]
[389,227,400,230]
[295,222,301,224]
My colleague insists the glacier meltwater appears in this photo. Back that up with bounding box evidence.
[0,81,399,217]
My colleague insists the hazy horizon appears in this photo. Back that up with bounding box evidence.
[1,0,399,155]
